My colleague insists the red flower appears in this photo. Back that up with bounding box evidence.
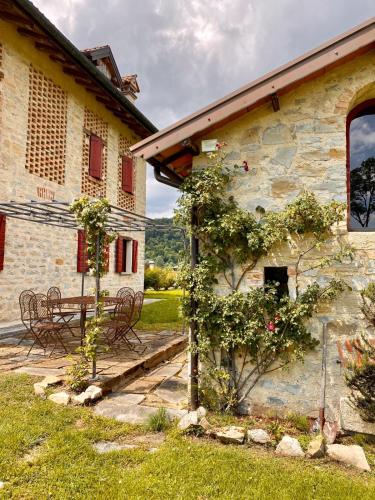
[266,321,276,332]
[216,142,223,150]
[243,160,249,172]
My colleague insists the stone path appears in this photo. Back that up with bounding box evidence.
[94,351,188,424]
[0,329,187,393]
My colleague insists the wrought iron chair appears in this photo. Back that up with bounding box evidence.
[47,286,76,336]
[103,294,134,349]
[117,287,135,298]
[29,293,68,356]
[18,289,45,354]
[128,291,144,343]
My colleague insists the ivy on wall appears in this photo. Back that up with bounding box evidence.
[176,148,353,412]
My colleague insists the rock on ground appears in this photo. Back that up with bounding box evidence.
[178,411,199,431]
[323,421,338,444]
[40,375,63,388]
[72,392,92,406]
[33,382,46,397]
[93,441,138,453]
[48,392,70,406]
[340,397,375,436]
[85,385,103,401]
[306,435,325,458]
[247,429,271,444]
[275,435,305,457]
[215,426,246,445]
[197,406,207,419]
[327,444,370,471]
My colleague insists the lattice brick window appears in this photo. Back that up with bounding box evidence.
[118,135,136,211]
[81,108,108,197]
[26,65,67,184]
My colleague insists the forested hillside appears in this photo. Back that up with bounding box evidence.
[145,218,186,267]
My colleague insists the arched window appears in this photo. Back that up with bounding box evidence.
[347,100,375,230]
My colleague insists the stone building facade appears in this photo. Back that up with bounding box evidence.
[132,19,375,421]
[0,4,156,323]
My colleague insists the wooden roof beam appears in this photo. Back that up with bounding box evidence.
[0,9,34,27]
[271,92,280,112]
[17,26,48,41]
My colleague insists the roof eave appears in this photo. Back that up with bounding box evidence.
[131,16,374,159]
[13,0,158,136]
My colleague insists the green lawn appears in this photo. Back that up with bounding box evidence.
[136,290,185,331]
[0,374,374,499]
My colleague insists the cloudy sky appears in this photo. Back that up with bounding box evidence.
[33,0,375,218]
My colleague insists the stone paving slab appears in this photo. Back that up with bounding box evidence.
[147,363,183,378]
[154,377,188,406]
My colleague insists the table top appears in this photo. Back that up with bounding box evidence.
[48,295,122,306]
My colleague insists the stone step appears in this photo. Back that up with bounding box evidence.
[97,335,187,394]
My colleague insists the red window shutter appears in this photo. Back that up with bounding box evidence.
[122,156,134,194]
[89,135,103,179]
[77,230,88,273]
[116,237,124,273]
[132,240,138,273]
[0,215,6,271]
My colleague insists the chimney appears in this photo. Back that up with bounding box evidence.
[121,74,140,102]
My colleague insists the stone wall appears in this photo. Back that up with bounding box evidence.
[0,21,146,322]
[194,51,375,419]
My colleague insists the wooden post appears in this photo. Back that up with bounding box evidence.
[189,206,199,410]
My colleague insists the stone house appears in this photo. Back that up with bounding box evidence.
[0,0,157,323]
[131,19,375,421]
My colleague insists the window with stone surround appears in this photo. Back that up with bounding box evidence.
[347,100,375,231]
[82,108,108,197]
[26,65,67,184]
[264,266,289,299]
[118,135,136,211]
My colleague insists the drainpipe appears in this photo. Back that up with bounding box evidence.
[319,317,329,431]
[189,205,199,410]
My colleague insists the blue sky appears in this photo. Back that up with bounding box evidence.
[33,0,375,218]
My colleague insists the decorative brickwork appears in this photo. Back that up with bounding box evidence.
[118,134,136,211]
[26,65,67,184]
[81,108,108,197]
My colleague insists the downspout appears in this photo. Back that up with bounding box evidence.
[152,162,199,409]
[319,317,329,431]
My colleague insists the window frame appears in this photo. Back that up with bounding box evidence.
[346,98,375,232]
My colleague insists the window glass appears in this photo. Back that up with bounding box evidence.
[349,110,375,230]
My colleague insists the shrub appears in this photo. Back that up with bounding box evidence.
[145,407,171,432]
[144,267,177,290]
[287,412,310,433]
[66,356,89,393]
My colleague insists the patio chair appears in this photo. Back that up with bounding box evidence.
[117,287,135,298]
[128,291,144,343]
[18,289,45,354]
[47,286,77,336]
[29,293,68,356]
[102,294,134,349]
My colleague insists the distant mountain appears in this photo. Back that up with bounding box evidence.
[145,218,187,267]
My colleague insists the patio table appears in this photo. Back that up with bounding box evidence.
[47,295,122,340]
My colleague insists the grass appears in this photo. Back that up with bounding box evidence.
[136,289,184,331]
[0,374,375,499]
[145,407,171,433]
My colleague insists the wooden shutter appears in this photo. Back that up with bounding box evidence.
[77,230,88,273]
[132,240,138,273]
[0,215,6,271]
[122,156,134,194]
[116,237,124,273]
[89,134,103,179]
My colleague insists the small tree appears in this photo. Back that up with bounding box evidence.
[70,196,115,379]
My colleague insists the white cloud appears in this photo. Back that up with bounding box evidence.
[32,0,375,217]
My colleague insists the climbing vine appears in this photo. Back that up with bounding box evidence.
[70,196,116,379]
[176,148,352,412]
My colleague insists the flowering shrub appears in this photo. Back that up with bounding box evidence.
[176,148,351,412]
